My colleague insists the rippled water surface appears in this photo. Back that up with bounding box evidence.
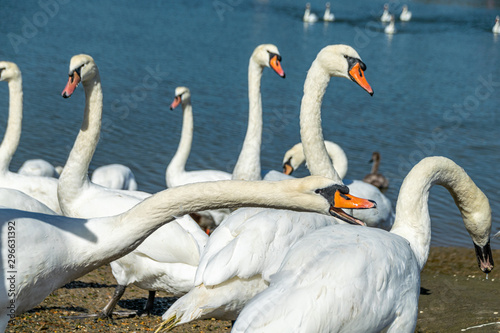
[0,0,499,248]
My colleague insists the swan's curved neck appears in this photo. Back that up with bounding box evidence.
[300,60,341,181]
[114,179,323,256]
[0,77,23,173]
[58,73,103,208]
[166,100,193,186]
[390,158,491,270]
[232,59,263,181]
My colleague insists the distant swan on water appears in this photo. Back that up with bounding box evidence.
[493,15,500,34]
[323,2,334,22]
[400,5,412,22]
[303,3,318,23]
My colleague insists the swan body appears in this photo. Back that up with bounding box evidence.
[381,3,391,22]
[303,3,318,23]
[385,15,396,34]
[0,188,56,214]
[323,2,334,22]
[281,141,394,230]
[400,5,412,22]
[160,44,377,330]
[59,54,205,317]
[0,175,349,332]
[91,164,138,191]
[166,86,232,227]
[363,151,389,190]
[0,61,61,213]
[18,159,58,178]
[493,16,500,34]
[233,157,494,332]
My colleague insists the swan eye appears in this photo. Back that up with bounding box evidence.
[344,56,367,72]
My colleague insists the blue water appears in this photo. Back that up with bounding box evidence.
[0,0,499,248]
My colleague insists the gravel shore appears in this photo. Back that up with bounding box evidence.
[6,247,499,332]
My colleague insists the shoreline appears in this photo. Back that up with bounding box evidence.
[7,246,500,332]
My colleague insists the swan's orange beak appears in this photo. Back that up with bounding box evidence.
[349,63,373,96]
[62,70,81,98]
[270,55,286,78]
[329,191,377,226]
[170,96,182,110]
[334,191,376,210]
[283,162,294,175]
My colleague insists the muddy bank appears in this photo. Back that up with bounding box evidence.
[6,247,499,332]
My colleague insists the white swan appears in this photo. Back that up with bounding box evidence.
[233,156,494,333]
[323,2,334,22]
[493,15,500,34]
[385,15,397,34]
[363,151,389,190]
[167,86,232,187]
[0,188,56,215]
[303,3,318,23]
[0,61,61,213]
[281,141,394,229]
[166,86,232,229]
[91,164,138,190]
[18,159,58,178]
[59,54,206,317]
[0,175,351,332]
[231,44,285,181]
[159,45,377,330]
[400,5,412,22]
[381,3,391,22]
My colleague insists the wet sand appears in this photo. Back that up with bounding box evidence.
[6,247,500,332]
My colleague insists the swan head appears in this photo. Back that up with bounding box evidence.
[284,175,376,226]
[0,61,21,82]
[370,151,381,163]
[496,15,500,22]
[61,54,98,98]
[402,5,408,12]
[170,86,191,110]
[463,195,494,273]
[384,3,388,10]
[317,45,373,95]
[251,44,286,78]
[325,2,330,8]
[282,142,305,175]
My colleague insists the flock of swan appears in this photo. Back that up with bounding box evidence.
[0,42,495,333]
[303,2,411,35]
[304,3,500,36]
